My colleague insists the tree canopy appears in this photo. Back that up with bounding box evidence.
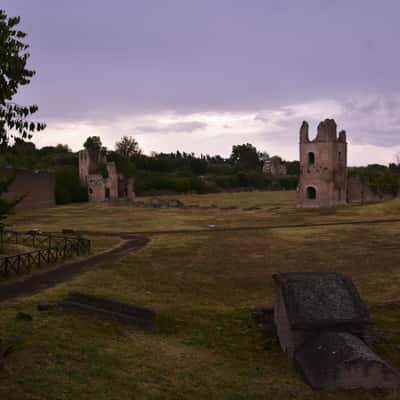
[83,136,102,153]
[0,9,45,150]
[115,136,141,159]
[0,9,46,220]
[230,143,263,170]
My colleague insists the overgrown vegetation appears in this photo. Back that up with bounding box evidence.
[0,9,46,149]
[132,143,300,195]
[0,141,87,204]
[2,133,400,204]
[349,164,400,197]
[0,135,300,201]
[0,9,46,217]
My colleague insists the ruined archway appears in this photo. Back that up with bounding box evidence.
[306,186,317,199]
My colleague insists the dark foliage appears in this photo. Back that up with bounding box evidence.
[0,9,45,149]
[0,10,46,217]
[1,142,87,205]
[230,143,263,171]
[349,164,400,197]
[83,136,102,153]
[55,167,88,204]
[115,136,141,159]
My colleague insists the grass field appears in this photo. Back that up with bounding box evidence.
[6,191,400,234]
[1,191,400,399]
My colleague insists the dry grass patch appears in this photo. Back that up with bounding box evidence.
[0,193,400,399]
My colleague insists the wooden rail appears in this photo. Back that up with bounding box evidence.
[0,230,91,278]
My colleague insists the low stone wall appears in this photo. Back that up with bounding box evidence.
[347,175,383,203]
[0,167,55,210]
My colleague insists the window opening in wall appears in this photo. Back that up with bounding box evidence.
[308,152,315,165]
[89,188,93,194]
[338,151,342,161]
[306,186,317,200]
[105,188,110,199]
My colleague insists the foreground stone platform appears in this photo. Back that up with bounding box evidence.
[273,272,372,360]
[296,331,400,390]
[272,272,400,390]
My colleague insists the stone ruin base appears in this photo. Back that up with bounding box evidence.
[261,272,400,391]
[253,308,400,391]
[295,331,400,391]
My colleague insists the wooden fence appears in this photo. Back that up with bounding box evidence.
[0,230,91,278]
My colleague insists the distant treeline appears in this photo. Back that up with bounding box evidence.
[349,163,400,197]
[1,138,399,204]
[0,139,300,203]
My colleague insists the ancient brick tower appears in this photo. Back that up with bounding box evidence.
[297,119,347,208]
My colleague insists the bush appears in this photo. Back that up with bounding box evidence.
[278,175,298,190]
[55,167,88,204]
[215,175,238,189]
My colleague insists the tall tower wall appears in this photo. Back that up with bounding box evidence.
[79,149,90,184]
[297,119,347,208]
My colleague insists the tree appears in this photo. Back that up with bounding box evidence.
[0,9,46,150]
[0,9,45,220]
[0,173,15,220]
[258,151,270,164]
[83,136,102,153]
[230,143,262,170]
[115,136,141,159]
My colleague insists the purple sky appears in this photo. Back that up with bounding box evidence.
[3,0,400,165]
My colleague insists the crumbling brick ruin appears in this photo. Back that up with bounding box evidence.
[273,272,400,390]
[297,119,347,208]
[297,118,387,208]
[263,156,287,177]
[79,149,135,202]
[0,167,55,210]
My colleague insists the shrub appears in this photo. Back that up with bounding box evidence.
[55,167,88,204]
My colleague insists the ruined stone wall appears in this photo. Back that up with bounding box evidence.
[104,162,119,200]
[79,150,90,184]
[87,174,105,202]
[263,156,287,177]
[0,167,55,210]
[347,175,383,203]
[297,119,347,208]
[79,149,135,202]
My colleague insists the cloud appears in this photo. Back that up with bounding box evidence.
[339,95,400,147]
[136,121,208,134]
[253,95,400,148]
[31,94,400,166]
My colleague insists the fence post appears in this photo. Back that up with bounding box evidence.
[0,231,91,279]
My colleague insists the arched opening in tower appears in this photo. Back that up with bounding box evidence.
[306,186,317,200]
[308,152,315,165]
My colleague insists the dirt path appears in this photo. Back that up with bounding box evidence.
[0,235,149,303]
[81,217,400,237]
